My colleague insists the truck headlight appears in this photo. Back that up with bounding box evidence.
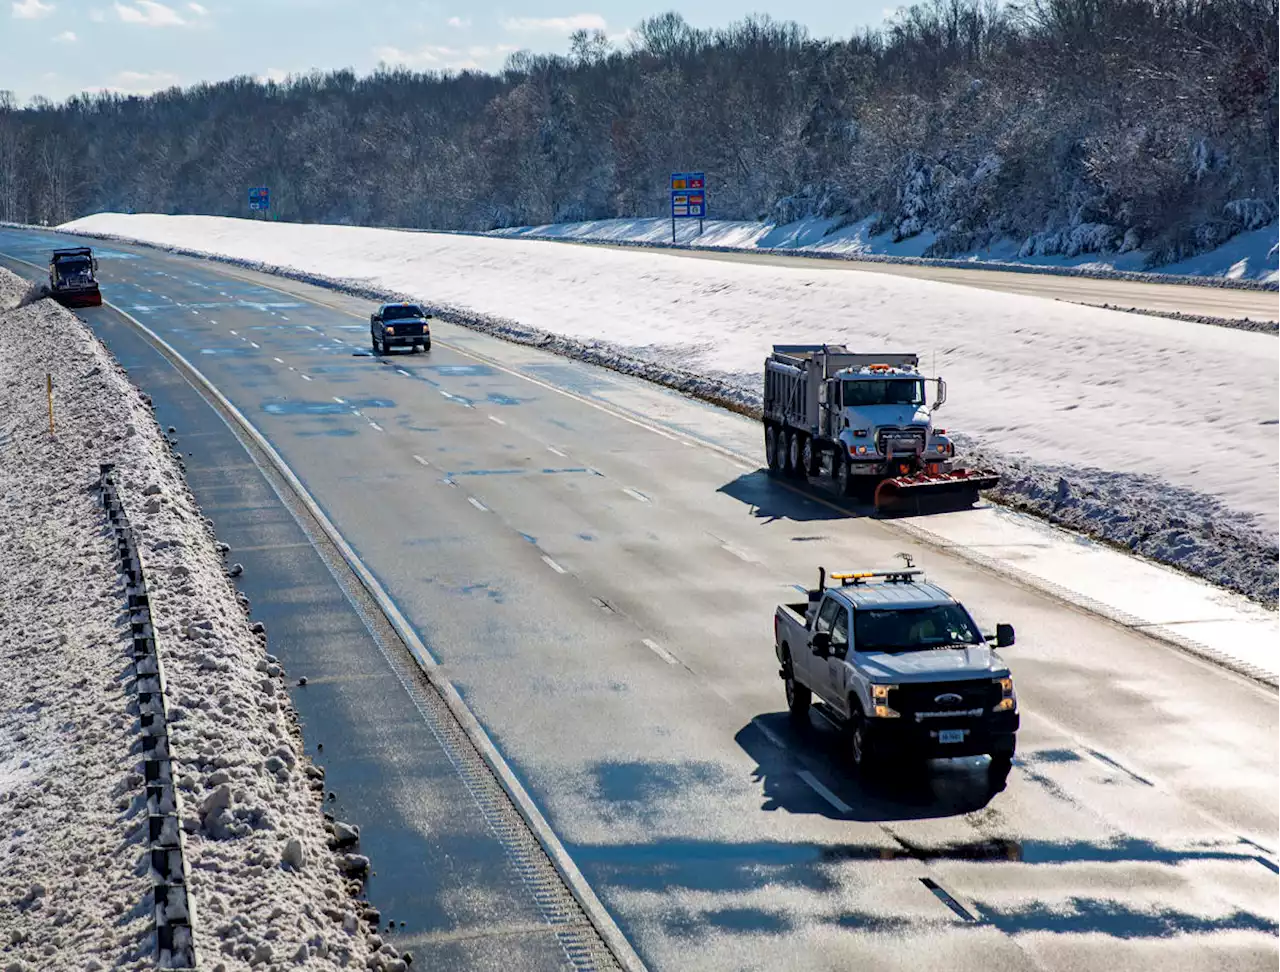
[994,676,1015,712]
[870,684,900,718]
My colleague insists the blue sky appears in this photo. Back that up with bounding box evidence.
[4,0,901,103]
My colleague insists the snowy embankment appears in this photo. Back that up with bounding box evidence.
[490,215,1280,286]
[59,214,1280,605]
[0,268,384,970]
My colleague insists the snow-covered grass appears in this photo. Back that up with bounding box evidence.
[57,214,1280,603]
[490,216,1280,285]
[0,268,382,970]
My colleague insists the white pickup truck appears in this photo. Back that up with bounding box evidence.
[774,564,1019,789]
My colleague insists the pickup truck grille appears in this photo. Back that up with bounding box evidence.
[888,679,999,719]
[876,426,926,456]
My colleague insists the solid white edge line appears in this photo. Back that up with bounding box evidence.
[642,639,678,665]
[622,487,649,503]
[798,770,852,814]
[96,299,649,972]
[412,454,430,467]
[547,446,567,457]
[467,497,487,511]
[541,555,566,574]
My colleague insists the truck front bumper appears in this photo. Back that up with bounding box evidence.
[866,710,1019,759]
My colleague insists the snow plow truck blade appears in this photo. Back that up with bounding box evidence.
[52,288,102,308]
[873,468,1000,516]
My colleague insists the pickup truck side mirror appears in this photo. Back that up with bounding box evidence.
[995,623,1015,648]
[371,314,378,325]
[810,631,831,657]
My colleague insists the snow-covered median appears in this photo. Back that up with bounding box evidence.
[57,215,1279,604]
[0,269,383,970]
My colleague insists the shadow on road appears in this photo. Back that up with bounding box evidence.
[716,469,879,523]
[736,712,999,823]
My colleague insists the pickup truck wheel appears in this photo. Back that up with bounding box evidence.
[785,676,811,722]
[765,426,782,475]
[988,750,1014,794]
[370,332,379,353]
[849,712,877,774]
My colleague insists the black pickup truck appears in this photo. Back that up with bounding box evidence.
[370,302,431,354]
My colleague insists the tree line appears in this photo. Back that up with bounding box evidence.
[1,0,1274,265]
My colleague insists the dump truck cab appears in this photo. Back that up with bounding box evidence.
[48,247,103,308]
[828,360,954,476]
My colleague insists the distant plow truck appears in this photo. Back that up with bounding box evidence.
[48,247,102,308]
[763,345,998,514]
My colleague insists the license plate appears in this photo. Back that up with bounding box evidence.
[939,729,966,744]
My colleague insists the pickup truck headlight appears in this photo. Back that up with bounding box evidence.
[994,676,1016,712]
[870,684,900,718]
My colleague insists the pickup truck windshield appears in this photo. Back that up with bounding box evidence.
[854,605,981,653]
[383,305,425,320]
[843,379,924,406]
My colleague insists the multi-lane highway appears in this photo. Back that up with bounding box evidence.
[1,227,1275,971]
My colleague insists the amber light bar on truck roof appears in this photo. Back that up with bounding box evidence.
[815,565,924,591]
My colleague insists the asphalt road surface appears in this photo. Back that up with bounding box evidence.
[2,228,1276,972]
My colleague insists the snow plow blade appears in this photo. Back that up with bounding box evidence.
[52,287,102,308]
[874,468,1000,516]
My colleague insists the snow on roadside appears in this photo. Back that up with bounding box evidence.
[56,214,1280,605]
[0,269,386,970]
[490,216,1280,285]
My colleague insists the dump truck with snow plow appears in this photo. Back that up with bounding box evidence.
[48,247,102,308]
[762,345,997,514]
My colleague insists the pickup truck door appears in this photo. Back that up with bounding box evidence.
[808,596,843,706]
[825,605,853,716]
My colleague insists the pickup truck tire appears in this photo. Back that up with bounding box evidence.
[988,749,1015,793]
[848,707,879,774]
[765,426,782,475]
[785,675,811,722]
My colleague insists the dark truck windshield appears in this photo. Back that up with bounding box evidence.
[383,305,425,320]
[843,379,924,406]
[57,258,91,274]
[854,605,982,653]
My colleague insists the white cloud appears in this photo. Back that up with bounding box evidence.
[89,7,105,20]
[501,13,606,32]
[99,69,181,93]
[446,15,469,28]
[53,28,75,40]
[114,0,185,26]
[12,0,55,19]
[375,42,517,71]
[187,1,206,13]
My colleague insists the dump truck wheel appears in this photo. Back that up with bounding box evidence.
[835,454,854,496]
[786,431,804,478]
[802,436,821,477]
[765,426,782,476]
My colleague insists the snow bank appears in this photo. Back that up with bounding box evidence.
[58,215,1280,604]
[490,216,1280,286]
[0,268,383,970]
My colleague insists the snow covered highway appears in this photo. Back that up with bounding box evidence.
[1,227,1277,971]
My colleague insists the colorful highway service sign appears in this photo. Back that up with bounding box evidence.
[248,187,270,211]
[670,173,707,219]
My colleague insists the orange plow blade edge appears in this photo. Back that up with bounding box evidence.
[873,468,1000,516]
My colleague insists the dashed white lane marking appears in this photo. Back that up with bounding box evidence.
[229,329,237,335]
[488,415,506,426]
[798,771,852,813]
[396,368,412,377]
[541,555,567,574]
[190,309,199,315]
[622,487,649,503]
[273,357,284,363]
[352,409,362,417]
[333,396,346,404]
[300,374,313,381]
[288,366,296,371]
[368,421,383,432]
[249,341,260,348]
[280,315,289,321]
[547,446,567,458]
[467,497,487,511]
[412,455,430,467]
[721,543,755,563]
[642,639,678,665]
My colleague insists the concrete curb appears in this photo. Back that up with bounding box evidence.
[101,301,649,972]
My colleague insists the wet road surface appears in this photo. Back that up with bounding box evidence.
[1,228,1275,971]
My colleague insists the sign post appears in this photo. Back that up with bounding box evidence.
[248,186,270,219]
[669,172,706,242]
